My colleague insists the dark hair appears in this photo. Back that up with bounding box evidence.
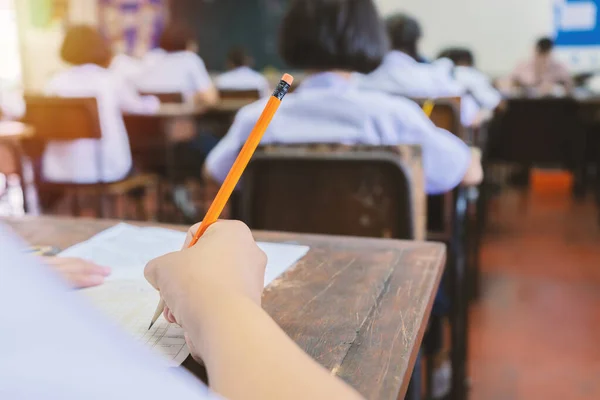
[536,37,554,54]
[386,13,421,60]
[60,25,112,67]
[159,24,195,53]
[438,47,475,67]
[279,0,389,74]
[226,46,250,68]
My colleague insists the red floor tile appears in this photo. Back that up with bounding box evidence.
[469,189,600,400]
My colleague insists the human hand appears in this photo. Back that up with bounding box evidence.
[43,257,111,289]
[144,220,267,330]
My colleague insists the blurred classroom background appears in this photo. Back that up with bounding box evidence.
[1,0,600,399]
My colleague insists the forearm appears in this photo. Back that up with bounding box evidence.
[194,86,220,107]
[181,285,363,400]
[461,147,483,186]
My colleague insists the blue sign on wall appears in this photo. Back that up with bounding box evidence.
[554,0,600,47]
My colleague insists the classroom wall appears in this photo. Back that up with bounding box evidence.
[374,0,555,77]
[16,0,98,92]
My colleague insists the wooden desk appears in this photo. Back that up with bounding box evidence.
[4,216,446,400]
[152,98,255,118]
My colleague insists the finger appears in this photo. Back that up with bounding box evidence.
[68,273,106,289]
[144,251,180,290]
[183,223,201,249]
[164,307,177,324]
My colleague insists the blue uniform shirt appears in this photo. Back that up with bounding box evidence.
[358,51,480,127]
[205,72,471,195]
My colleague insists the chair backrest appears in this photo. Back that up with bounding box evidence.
[140,92,184,103]
[218,89,261,101]
[241,144,426,240]
[487,98,583,166]
[410,97,464,238]
[23,95,101,141]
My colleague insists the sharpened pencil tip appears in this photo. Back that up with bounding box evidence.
[148,321,155,330]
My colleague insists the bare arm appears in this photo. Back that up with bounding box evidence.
[145,221,363,400]
[461,147,483,186]
[194,85,220,107]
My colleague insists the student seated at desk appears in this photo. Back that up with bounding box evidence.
[216,47,271,98]
[502,37,573,97]
[357,13,482,127]
[42,25,159,184]
[1,220,362,400]
[135,25,219,106]
[437,47,503,112]
[205,0,482,195]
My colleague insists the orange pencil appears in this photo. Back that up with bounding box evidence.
[149,73,294,329]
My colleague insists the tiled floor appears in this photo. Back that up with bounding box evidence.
[470,188,600,399]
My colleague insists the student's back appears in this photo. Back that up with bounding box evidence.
[215,47,270,97]
[358,14,480,126]
[136,49,211,99]
[42,26,158,184]
[135,25,217,104]
[216,66,270,97]
[206,72,470,195]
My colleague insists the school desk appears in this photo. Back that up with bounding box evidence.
[4,215,446,400]
[124,98,255,179]
[0,121,35,212]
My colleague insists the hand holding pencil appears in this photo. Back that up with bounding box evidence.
[148,73,294,329]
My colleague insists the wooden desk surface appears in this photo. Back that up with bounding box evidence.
[4,216,445,400]
[0,121,34,141]
[144,99,255,118]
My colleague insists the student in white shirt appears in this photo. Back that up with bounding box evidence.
[215,47,271,97]
[109,52,144,83]
[135,25,219,105]
[358,13,482,127]
[206,0,482,196]
[438,48,502,111]
[42,25,159,184]
[1,220,363,400]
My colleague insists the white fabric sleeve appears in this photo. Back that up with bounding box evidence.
[0,224,222,400]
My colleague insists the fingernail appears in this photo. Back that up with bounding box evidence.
[101,266,112,276]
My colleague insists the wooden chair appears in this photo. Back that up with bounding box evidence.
[218,89,261,101]
[240,144,425,240]
[411,96,474,400]
[240,143,427,400]
[23,95,159,219]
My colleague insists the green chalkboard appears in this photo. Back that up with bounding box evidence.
[171,0,288,71]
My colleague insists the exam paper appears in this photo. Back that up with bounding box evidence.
[61,223,310,365]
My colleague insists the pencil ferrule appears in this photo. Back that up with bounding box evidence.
[272,80,291,100]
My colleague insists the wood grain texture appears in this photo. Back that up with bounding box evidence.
[3,216,445,400]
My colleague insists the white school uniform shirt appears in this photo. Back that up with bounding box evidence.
[452,65,502,110]
[43,64,159,183]
[215,66,271,98]
[135,49,213,101]
[358,51,480,126]
[109,53,144,83]
[0,224,220,400]
[206,72,471,195]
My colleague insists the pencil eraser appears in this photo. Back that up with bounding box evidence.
[281,73,294,86]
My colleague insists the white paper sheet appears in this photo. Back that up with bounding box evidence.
[61,223,310,365]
